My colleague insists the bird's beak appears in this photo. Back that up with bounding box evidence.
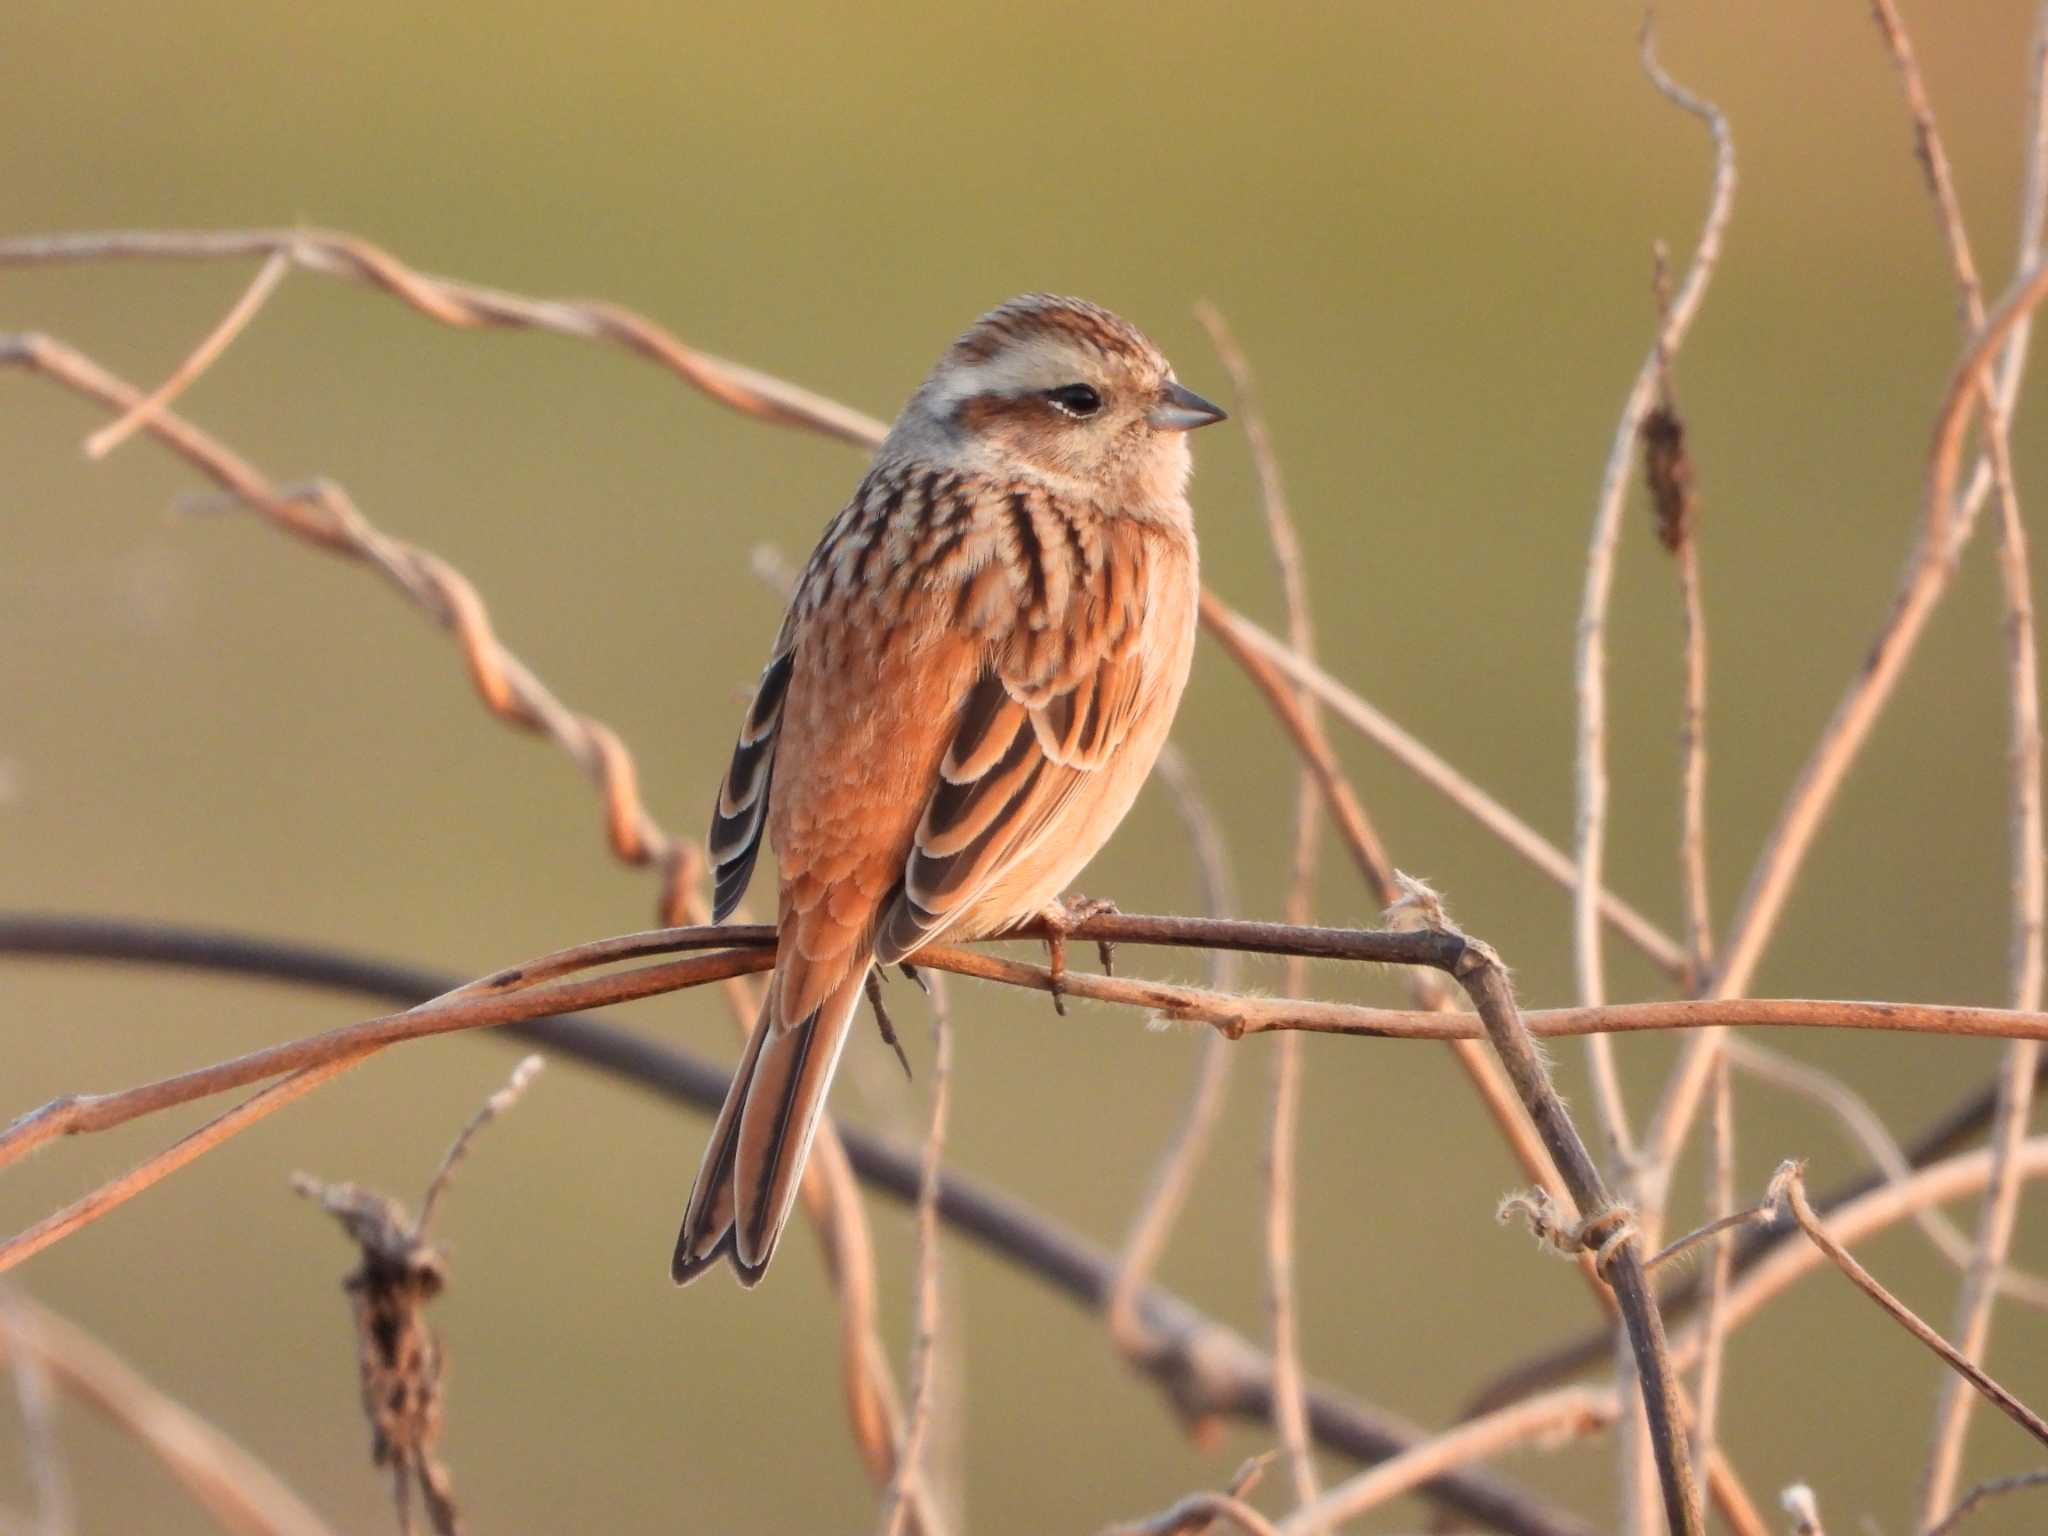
[1148,380,1229,432]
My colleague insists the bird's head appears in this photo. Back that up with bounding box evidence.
[895,293,1226,510]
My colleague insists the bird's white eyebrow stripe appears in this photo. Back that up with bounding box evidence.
[927,336,1094,413]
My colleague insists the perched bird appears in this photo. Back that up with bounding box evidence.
[674,294,1226,1286]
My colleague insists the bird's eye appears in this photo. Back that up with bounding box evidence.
[1044,383,1103,419]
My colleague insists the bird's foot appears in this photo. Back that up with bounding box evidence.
[862,966,913,1080]
[1036,894,1120,1016]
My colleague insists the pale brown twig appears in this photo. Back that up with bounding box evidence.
[1628,1135,2048,1377]
[1106,746,1241,1361]
[84,249,290,459]
[1726,1036,2048,1306]
[1203,597,1688,979]
[1572,16,1735,1190]
[1198,593,1575,1238]
[2,1051,369,1276]
[1770,1162,2048,1449]
[1,1292,70,1536]
[414,1054,544,1235]
[1668,43,2048,1164]
[1196,302,1321,1509]
[1880,5,2048,1516]
[1281,1387,1614,1535]
[0,1290,335,1536]
[1644,236,1714,998]
[878,975,954,1536]
[1652,243,2048,1164]
[1690,1052,1735,1484]
[1671,471,1712,993]
[1925,1468,2048,1536]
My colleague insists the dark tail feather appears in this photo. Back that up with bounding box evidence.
[672,965,868,1287]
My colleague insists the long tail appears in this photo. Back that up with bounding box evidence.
[672,962,869,1286]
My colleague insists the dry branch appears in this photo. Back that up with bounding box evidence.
[1196,302,1321,1509]
[1572,14,1735,1175]
[1281,1387,1614,1535]
[1394,882,1700,1534]
[0,1291,335,1536]
[0,915,1592,1536]
[1201,597,1687,979]
[1770,1164,2048,1451]
[1925,1468,2048,1536]
[877,977,953,1536]
[1106,748,1241,1366]
[1862,5,2048,1519]
[293,1055,545,1536]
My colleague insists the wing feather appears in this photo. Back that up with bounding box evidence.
[874,532,1153,963]
[709,646,795,922]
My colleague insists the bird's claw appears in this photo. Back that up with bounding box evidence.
[863,967,913,1080]
[1037,894,1119,1017]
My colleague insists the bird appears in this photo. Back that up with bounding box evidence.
[673,293,1226,1286]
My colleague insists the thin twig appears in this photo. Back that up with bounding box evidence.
[1660,1138,2048,1369]
[0,1290,335,1536]
[1889,6,2048,1516]
[878,977,954,1536]
[1651,243,2048,1164]
[84,249,291,460]
[1202,596,1688,979]
[1772,1163,2048,1449]
[1572,15,1736,1179]
[1197,302,1321,1509]
[1468,1111,2048,1419]
[1,1052,369,1275]
[1670,37,2048,1159]
[1925,1467,2048,1536]
[414,1055,544,1236]
[1690,1053,1735,1481]
[1280,1387,1614,1535]
[0,1292,71,1536]
[1107,747,1241,1360]
[1726,1037,2048,1306]
[1100,1454,1277,1536]
[1198,592,1575,1246]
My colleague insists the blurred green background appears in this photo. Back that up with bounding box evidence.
[7,2,2048,1531]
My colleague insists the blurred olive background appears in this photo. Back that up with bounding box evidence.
[7,2,2048,1531]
